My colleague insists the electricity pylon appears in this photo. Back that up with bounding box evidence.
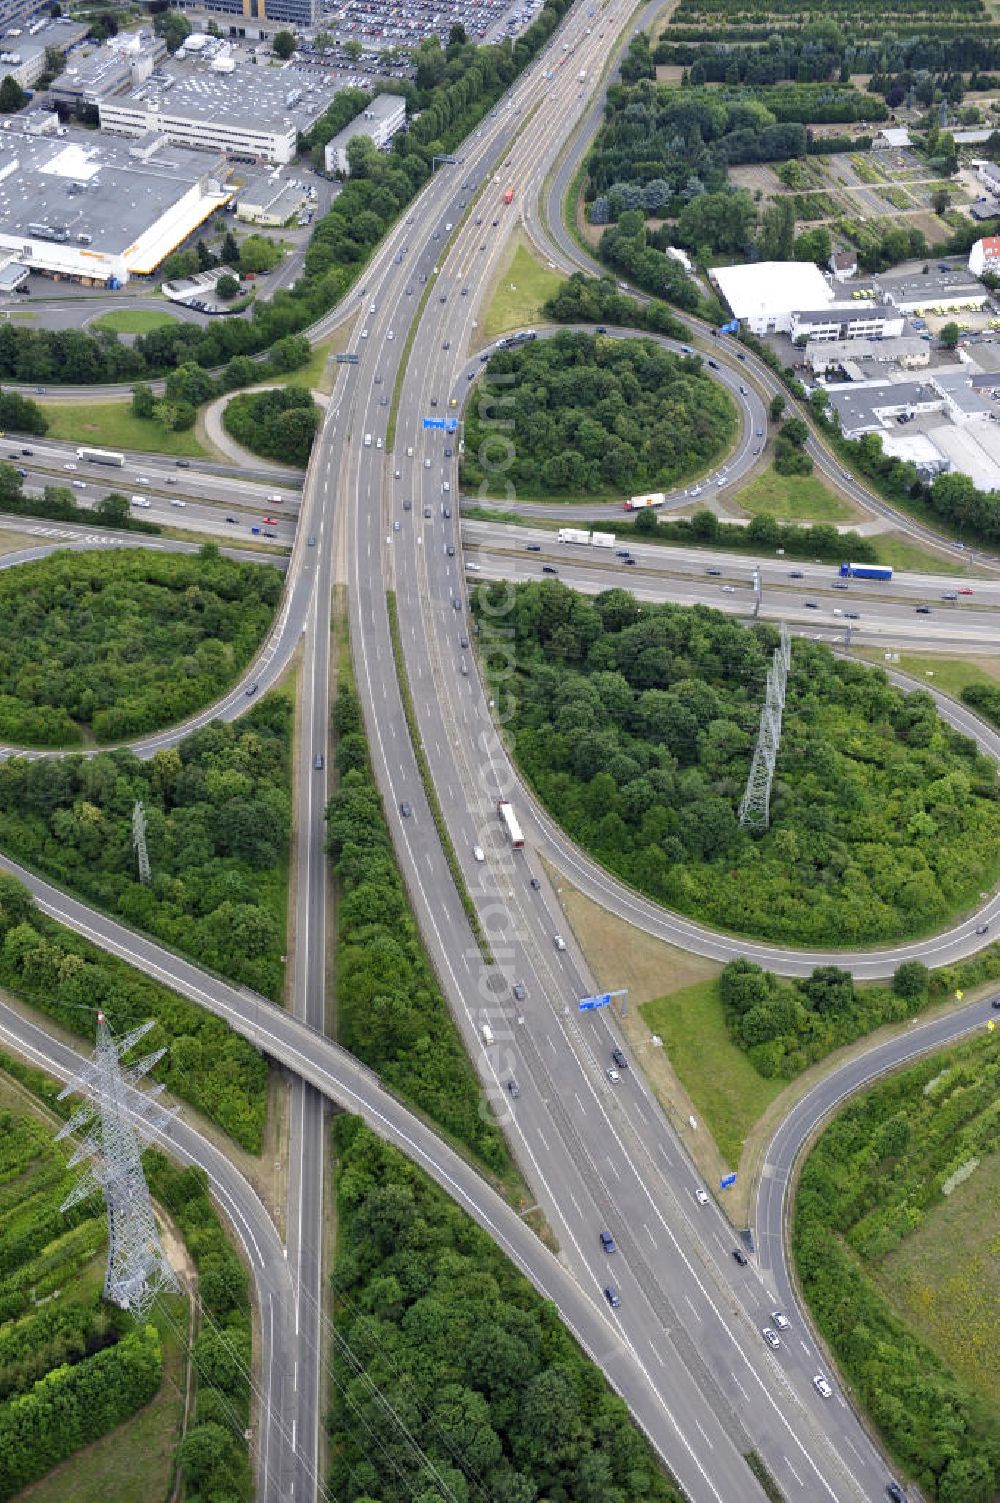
[738,626,793,833]
[132,800,151,885]
[57,1013,180,1320]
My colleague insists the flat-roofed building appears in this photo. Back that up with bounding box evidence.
[99,50,332,164]
[0,124,230,285]
[324,91,405,175]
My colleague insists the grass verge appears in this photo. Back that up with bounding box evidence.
[386,590,493,964]
[91,309,179,335]
[873,530,975,575]
[640,981,782,1169]
[860,651,1000,699]
[482,236,564,341]
[735,465,860,523]
[38,401,207,458]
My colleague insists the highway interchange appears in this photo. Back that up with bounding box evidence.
[0,1,998,1501]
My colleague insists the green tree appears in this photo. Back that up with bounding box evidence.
[0,76,26,113]
[940,321,961,349]
[272,29,296,60]
[220,230,240,265]
[131,383,155,419]
[770,393,786,423]
[216,272,240,301]
[892,960,929,1001]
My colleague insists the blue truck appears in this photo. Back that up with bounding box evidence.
[840,562,893,581]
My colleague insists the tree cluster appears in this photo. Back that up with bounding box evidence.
[961,682,1000,729]
[622,504,879,562]
[0,472,158,535]
[325,679,510,1173]
[328,1116,685,1503]
[461,331,736,498]
[794,1036,1000,1501]
[542,273,693,338]
[0,694,292,1011]
[475,583,1000,946]
[0,546,279,746]
[146,1154,253,1501]
[0,873,268,1149]
[223,385,320,466]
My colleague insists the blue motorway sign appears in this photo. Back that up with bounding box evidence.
[578,992,612,1012]
[335,353,359,364]
[720,1172,737,1189]
[423,417,446,430]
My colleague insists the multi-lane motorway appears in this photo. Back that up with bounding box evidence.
[0,1,998,1500]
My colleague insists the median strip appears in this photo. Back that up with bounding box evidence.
[386,589,494,964]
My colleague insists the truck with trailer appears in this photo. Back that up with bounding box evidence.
[76,446,125,467]
[839,562,893,581]
[556,529,617,547]
[623,492,665,511]
[498,798,524,849]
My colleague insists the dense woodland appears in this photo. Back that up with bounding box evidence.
[477,583,1000,945]
[0,547,279,746]
[223,385,321,467]
[0,692,291,1009]
[461,332,735,498]
[0,1109,161,1501]
[328,1117,684,1503]
[325,676,511,1174]
[795,1037,1000,1501]
[0,876,267,1149]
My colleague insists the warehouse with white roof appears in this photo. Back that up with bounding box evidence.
[710,260,835,334]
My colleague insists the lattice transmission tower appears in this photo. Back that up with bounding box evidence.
[132,800,151,885]
[738,622,792,834]
[57,1012,180,1320]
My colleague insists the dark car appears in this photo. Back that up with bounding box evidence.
[400,801,412,817]
[20,448,32,456]
[245,683,259,697]
[530,877,541,890]
[707,359,718,369]
[508,1079,520,1098]
[915,606,932,614]
[313,754,324,770]
[624,557,637,565]
[447,544,456,557]
[600,1230,616,1254]
[226,516,237,524]
[804,602,819,609]
[976,924,990,935]
[526,543,541,552]
[452,596,462,610]
[789,570,804,579]
[542,565,558,575]
[459,634,469,648]
[706,567,722,576]
[596,325,608,334]
[732,1247,749,1266]
[604,1284,621,1308]
[512,982,526,1001]
[445,446,453,457]
[886,1484,906,1503]
[990,997,1000,1009]
[403,498,412,511]
[611,1048,627,1070]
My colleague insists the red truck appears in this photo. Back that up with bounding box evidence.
[503,185,514,205]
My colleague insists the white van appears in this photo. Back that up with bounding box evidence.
[267,493,282,504]
[481,1022,494,1046]
[376,437,383,449]
[130,494,150,508]
[364,433,372,448]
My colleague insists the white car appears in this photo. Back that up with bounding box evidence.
[473,845,485,862]
[406,447,414,458]
[606,1067,620,1083]
[813,1374,833,1399]
[386,330,394,340]
[361,328,369,339]
[424,458,431,469]
[63,462,77,471]
[554,934,566,950]
[771,1311,790,1330]
[130,495,150,508]
[695,1188,710,1206]
[762,1327,781,1349]
[376,438,383,449]
[71,479,86,490]
[171,498,186,508]
[721,585,736,593]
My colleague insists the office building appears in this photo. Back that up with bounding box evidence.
[49,29,166,112]
[0,16,87,90]
[324,91,405,175]
[99,46,331,164]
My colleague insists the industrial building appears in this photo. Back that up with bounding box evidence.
[0,0,53,49]
[324,92,406,175]
[99,42,332,164]
[805,335,929,375]
[875,265,987,313]
[0,16,88,90]
[789,303,905,344]
[49,29,166,113]
[0,125,230,285]
[236,176,305,224]
[710,261,836,335]
[827,380,945,439]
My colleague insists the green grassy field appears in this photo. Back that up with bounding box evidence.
[878,1148,1000,1410]
[90,309,178,335]
[39,401,207,458]
[884,652,1000,699]
[482,238,564,340]
[874,531,973,576]
[735,465,859,523]
[19,1296,187,1503]
[640,980,782,1167]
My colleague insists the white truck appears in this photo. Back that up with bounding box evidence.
[558,528,591,545]
[591,531,615,548]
